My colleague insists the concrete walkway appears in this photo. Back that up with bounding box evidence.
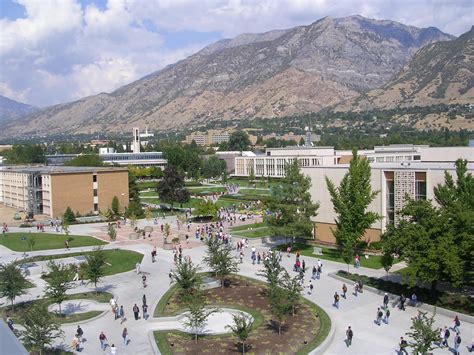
[1,219,472,355]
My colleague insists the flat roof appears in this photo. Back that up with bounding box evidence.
[0,165,128,174]
[302,162,474,171]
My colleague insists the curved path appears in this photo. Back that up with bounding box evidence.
[1,217,472,355]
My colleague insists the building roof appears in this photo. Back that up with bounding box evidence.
[0,165,128,174]
[0,320,28,355]
[302,161,474,171]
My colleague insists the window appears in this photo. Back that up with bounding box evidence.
[415,180,426,201]
[93,174,97,182]
[386,179,395,225]
[376,157,385,162]
[93,189,98,197]
[94,203,98,212]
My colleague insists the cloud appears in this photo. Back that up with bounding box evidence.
[0,0,472,107]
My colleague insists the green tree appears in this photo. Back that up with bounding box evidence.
[62,206,76,224]
[163,223,171,242]
[325,150,380,246]
[126,200,143,218]
[193,200,218,220]
[228,131,251,151]
[226,313,254,355]
[21,303,64,355]
[156,166,190,208]
[381,252,394,276]
[183,293,218,343]
[405,311,440,355]
[84,247,107,293]
[111,196,120,216]
[4,144,46,164]
[279,270,303,316]
[266,159,319,240]
[65,154,104,167]
[258,252,283,288]
[203,238,239,287]
[0,262,29,312]
[341,241,355,272]
[44,261,74,315]
[202,156,227,179]
[170,259,203,298]
[433,159,474,284]
[107,223,117,241]
[268,285,292,336]
[382,199,462,293]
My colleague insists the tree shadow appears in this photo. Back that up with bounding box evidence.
[96,283,116,293]
[265,320,289,334]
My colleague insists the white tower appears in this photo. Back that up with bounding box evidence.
[132,127,141,153]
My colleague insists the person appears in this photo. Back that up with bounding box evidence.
[122,327,128,345]
[99,331,108,351]
[6,317,14,331]
[443,326,450,347]
[400,294,406,311]
[342,284,347,299]
[135,262,141,274]
[353,282,358,297]
[72,335,81,351]
[76,325,84,341]
[110,344,117,355]
[452,315,461,333]
[142,294,147,307]
[312,266,317,280]
[73,269,79,282]
[454,332,461,355]
[133,304,140,320]
[119,305,125,324]
[142,274,147,288]
[399,337,408,355]
[65,240,70,250]
[110,297,116,313]
[334,292,340,309]
[142,303,148,320]
[383,293,389,308]
[302,259,306,272]
[376,308,383,326]
[385,308,390,324]
[411,293,417,306]
[308,280,314,295]
[346,326,353,347]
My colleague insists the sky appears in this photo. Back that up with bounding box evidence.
[0,0,472,108]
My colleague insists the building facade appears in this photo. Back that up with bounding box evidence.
[185,130,231,146]
[0,166,129,218]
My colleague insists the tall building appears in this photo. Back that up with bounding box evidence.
[0,166,129,218]
[132,127,141,153]
[185,130,231,146]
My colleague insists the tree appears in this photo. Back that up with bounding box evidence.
[202,156,227,180]
[325,149,380,246]
[62,206,76,224]
[258,252,283,288]
[268,285,292,336]
[107,223,117,241]
[248,167,256,184]
[382,199,462,293]
[266,159,319,240]
[156,166,190,208]
[193,200,218,220]
[433,159,474,284]
[44,261,74,315]
[4,144,46,164]
[183,293,218,343]
[0,262,29,312]
[21,303,64,355]
[406,311,440,355]
[27,234,36,251]
[129,213,138,230]
[111,196,120,216]
[203,238,239,287]
[65,154,104,167]
[163,223,171,242]
[278,270,303,316]
[226,313,254,354]
[341,241,355,272]
[228,131,251,151]
[84,247,107,293]
[126,200,143,218]
[170,259,202,298]
[381,252,394,276]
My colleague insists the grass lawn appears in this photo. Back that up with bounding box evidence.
[226,177,281,189]
[141,197,204,209]
[233,226,274,239]
[229,222,267,232]
[237,188,271,196]
[1,291,112,325]
[1,233,106,252]
[275,242,399,270]
[187,186,227,195]
[21,249,143,276]
[140,190,158,196]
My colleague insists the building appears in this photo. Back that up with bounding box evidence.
[132,127,141,153]
[139,126,155,146]
[0,166,129,218]
[185,130,231,146]
[303,161,474,245]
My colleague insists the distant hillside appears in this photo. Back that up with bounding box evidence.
[0,95,38,123]
[2,15,454,138]
[335,26,473,112]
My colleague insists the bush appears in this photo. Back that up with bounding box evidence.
[63,207,76,223]
[336,271,472,315]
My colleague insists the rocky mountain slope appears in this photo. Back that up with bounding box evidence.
[335,26,474,112]
[0,95,37,123]
[3,15,454,137]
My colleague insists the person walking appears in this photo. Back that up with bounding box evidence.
[122,327,129,345]
[334,292,340,309]
[346,326,353,347]
[133,304,140,320]
[384,308,390,324]
[142,274,147,288]
[454,332,462,355]
[110,344,117,355]
[99,331,108,351]
[312,266,317,280]
[76,325,84,342]
[342,284,347,299]
[452,315,461,333]
[142,303,148,320]
[308,280,314,295]
[443,326,450,347]
[399,294,406,311]
[142,294,147,307]
[376,308,383,326]
[119,305,125,324]
[302,259,306,272]
[383,293,389,308]
[353,282,358,296]
[399,337,408,355]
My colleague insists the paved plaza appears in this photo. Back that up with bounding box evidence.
[0,217,472,355]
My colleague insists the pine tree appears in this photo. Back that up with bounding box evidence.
[63,206,76,224]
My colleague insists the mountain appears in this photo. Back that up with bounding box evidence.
[3,15,454,137]
[335,26,474,112]
[0,95,38,123]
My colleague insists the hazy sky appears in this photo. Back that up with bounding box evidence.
[0,0,472,107]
